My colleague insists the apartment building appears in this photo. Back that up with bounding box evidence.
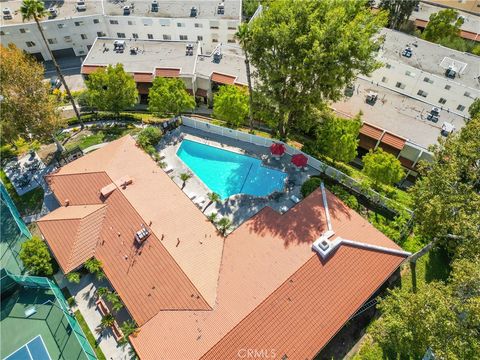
[0,0,242,60]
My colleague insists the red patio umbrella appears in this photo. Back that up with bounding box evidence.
[291,153,308,168]
[270,142,286,156]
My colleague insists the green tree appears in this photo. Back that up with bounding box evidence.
[244,0,387,139]
[120,320,138,338]
[20,0,82,126]
[19,236,53,276]
[207,212,218,223]
[96,287,110,299]
[468,98,480,119]
[106,291,123,312]
[362,148,404,187]
[422,9,463,44]
[411,117,480,257]
[242,0,261,20]
[0,44,64,143]
[179,172,192,190]
[216,217,231,236]
[300,177,321,198]
[148,77,195,116]
[203,192,220,213]
[136,126,162,155]
[66,272,81,284]
[85,64,138,117]
[213,85,249,128]
[379,0,419,30]
[315,113,362,163]
[236,23,255,131]
[100,314,115,329]
[84,258,105,280]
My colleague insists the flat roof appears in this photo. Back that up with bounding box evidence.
[379,28,480,89]
[413,1,480,32]
[422,0,480,15]
[38,135,406,359]
[196,44,248,85]
[0,0,103,25]
[103,0,241,20]
[82,38,198,75]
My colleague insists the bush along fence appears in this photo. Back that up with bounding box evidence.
[180,116,413,217]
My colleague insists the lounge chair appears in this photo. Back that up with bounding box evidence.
[290,195,301,204]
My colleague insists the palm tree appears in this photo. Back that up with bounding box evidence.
[207,212,217,223]
[100,314,115,329]
[179,172,192,190]
[66,272,81,284]
[106,291,124,313]
[96,287,110,299]
[203,192,220,212]
[120,320,139,338]
[84,258,102,273]
[216,217,231,236]
[20,0,82,127]
[236,23,254,132]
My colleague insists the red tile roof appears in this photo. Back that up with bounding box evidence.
[81,65,105,75]
[155,68,181,77]
[133,72,153,83]
[360,122,384,140]
[211,72,236,85]
[380,132,406,151]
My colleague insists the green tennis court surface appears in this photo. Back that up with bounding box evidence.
[3,335,51,360]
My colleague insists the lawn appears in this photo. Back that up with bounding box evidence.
[0,169,44,216]
[64,125,141,151]
[74,310,107,360]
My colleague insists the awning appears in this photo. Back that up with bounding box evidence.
[359,123,383,140]
[133,72,153,83]
[270,143,286,156]
[195,88,208,97]
[211,72,236,85]
[155,68,181,78]
[291,153,308,167]
[81,65,105,75]
[380,132,406,151]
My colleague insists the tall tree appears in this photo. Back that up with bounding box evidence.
[468,98,480,119]
[0,44,64,143]
[244,0,387,139]
[362,148,404,187]
[236,23,255,131]
[85,64,138,118]
[422,9,464,43]
[379,0,419,30]
[314,112,362,163]
[411,117,480,258]
[213,85,249,128]
[148,77,195,117]
[20,0,82,126]
[19,236,53,276]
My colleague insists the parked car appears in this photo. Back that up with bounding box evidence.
[402,47,413,58]
[427,113,439,123]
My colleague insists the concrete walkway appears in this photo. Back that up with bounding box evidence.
[55,273,133,360]
[83,143,108,154]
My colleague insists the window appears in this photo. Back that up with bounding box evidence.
[117,33,126,38]
[80,34,87,40]
[210,21,220,29]
[132,33,138,39]
[457,105,466,111]
[0,31,4,36]
[445,84,451,90]
[110,20,119,25]
[197,35,203,41]
[195,23,203,28]
[128,20,135,25]
[381,76,388,83]
[464,91,471,97]
[180,35,188,40]
[47,38,57,44]
[417,90,428,98]
[19,28,28,33]
[438,98,447,105]
[159,19,170,26]
[395,82,406,89]
[177,22,185,27]
[423,77,434,84]
[405,70,416,77]
[143,19,153,26]
[74,21,84,26]
[162,34,170,40]
[228,26,236,30]
[212,38,218,43]
[93,19,99,24]
[26,41,35,47]
[227,38,236,43]
[148,34,154,39]
[57,23,65,29]
[64,36,72,43]
[97,32,106,37]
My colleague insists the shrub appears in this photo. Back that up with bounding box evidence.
[300,177,322,198]
[19,236,54,276]
[137,126,162,151]
[330,185,359,210]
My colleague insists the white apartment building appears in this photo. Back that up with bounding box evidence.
[0,0,242,60]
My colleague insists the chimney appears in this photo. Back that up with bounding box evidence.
[65,199,70,207]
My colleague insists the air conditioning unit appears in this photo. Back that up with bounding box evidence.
[213,50,222,63]
[217,2,224,15]
[48,7,58,18]
[123,5,131,15]
[190,6,197,17]
[114,40,126,48]
[151,0,158,12]
[135,225,150,245]
[2,8,13,20]
[445,66,456,79]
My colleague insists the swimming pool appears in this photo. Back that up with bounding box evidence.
[176,139,287,199]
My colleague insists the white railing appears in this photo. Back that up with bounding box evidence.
[180,116,413,214]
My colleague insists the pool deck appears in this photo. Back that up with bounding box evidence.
[157,126,319,231]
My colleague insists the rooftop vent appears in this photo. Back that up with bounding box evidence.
[135,224,150,245]
[113,40,126,53]
[2,8,13,19]
[190,6,197,17]
[151,0,158,12]
[445,66,456,79]
[217,2,224,15]
[311,230,336,259]
[213,50,222,63]
[185,43,194,56]
[123,5,131,15]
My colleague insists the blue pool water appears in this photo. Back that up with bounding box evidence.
[177,139,287,199]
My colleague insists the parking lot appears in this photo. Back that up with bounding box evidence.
[43,55,86,91]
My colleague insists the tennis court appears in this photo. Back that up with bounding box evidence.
[3,335,51,360]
